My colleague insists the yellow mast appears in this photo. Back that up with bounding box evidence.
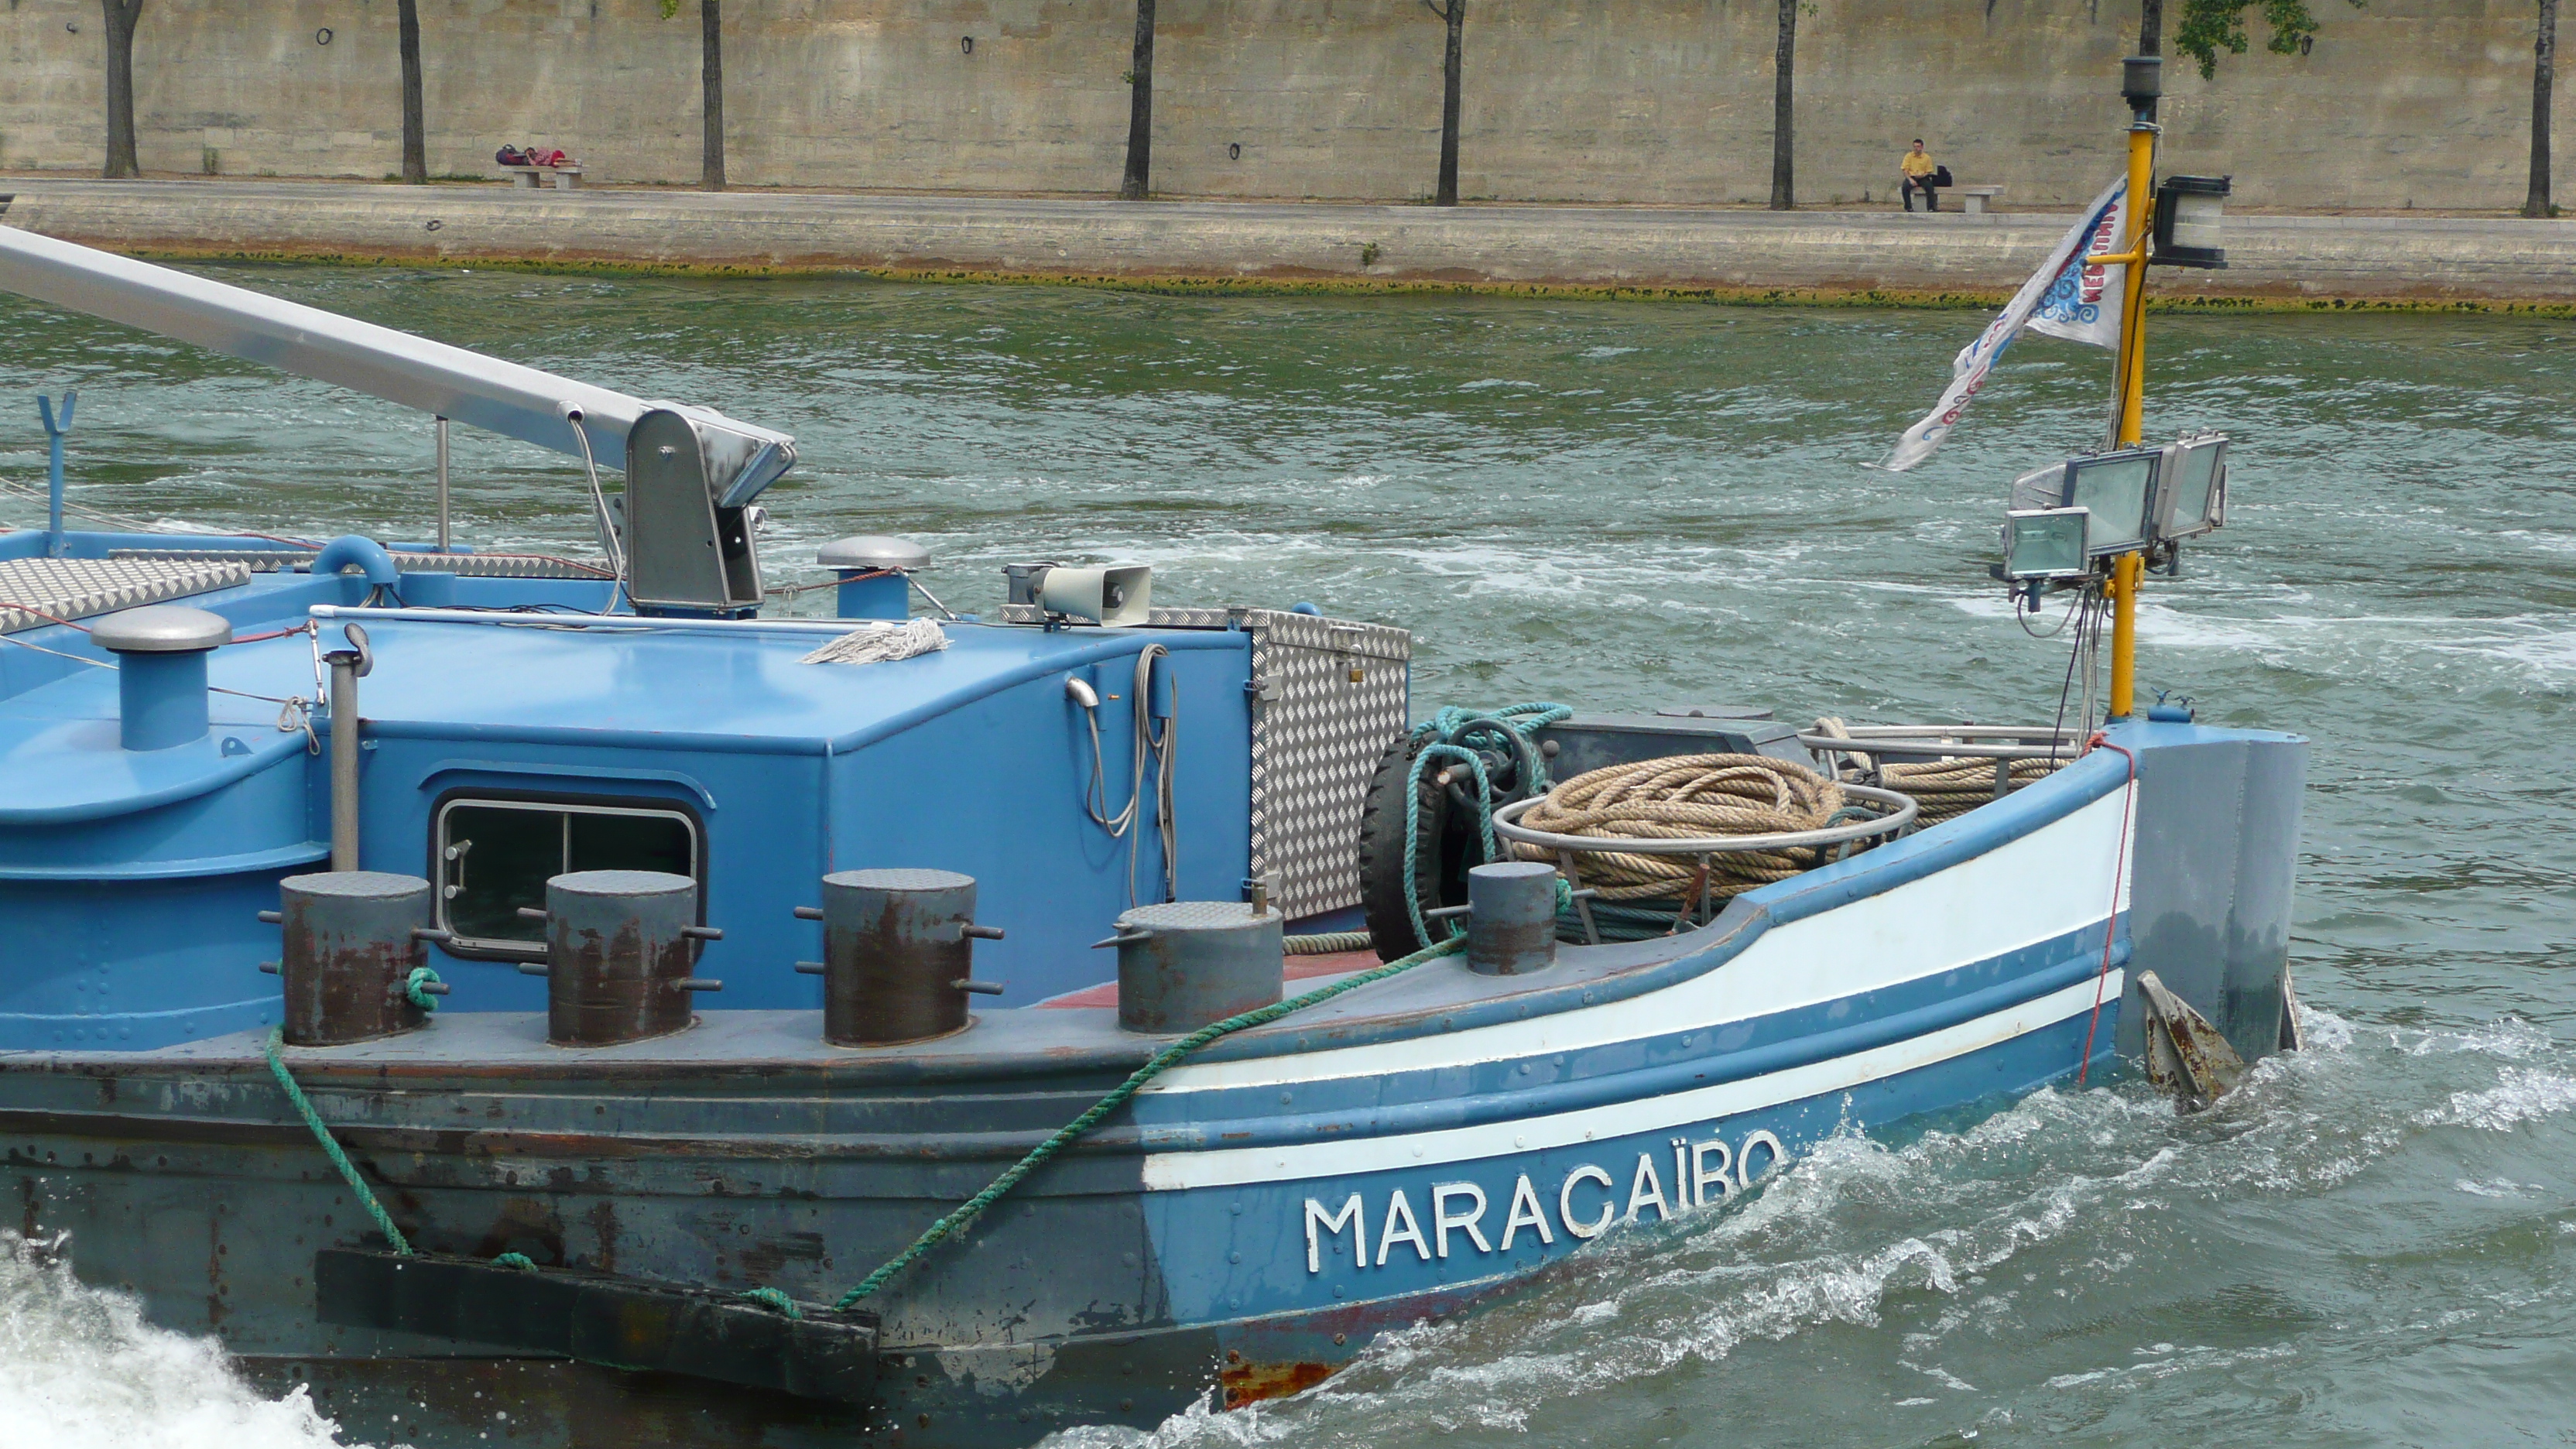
[2098,57,2163,721]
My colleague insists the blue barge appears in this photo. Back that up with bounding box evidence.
[0,140,2303,1447]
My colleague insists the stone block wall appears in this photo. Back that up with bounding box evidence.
[0,0,2558,210]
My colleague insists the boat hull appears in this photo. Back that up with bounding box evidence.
[0,721,2301,1446]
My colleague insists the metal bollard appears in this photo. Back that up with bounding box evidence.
[1102,902,1283,1034]
[791,868,1004,1046]
[526,870,721,1046]
[1466,862,1560,976]
[92,605,231,752]
[263,871,449,1046]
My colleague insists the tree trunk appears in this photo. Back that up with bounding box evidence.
[2530,0,2558,217]
[1769,0,1795,209]
[701,0,727,191]
[1436,0,1465,206]
[101,0,144,179]
[398,0,426,184]
[1121,0,1156,199]
[2138,0,2163,55]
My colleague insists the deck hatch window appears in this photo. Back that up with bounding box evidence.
[435,799,698,955]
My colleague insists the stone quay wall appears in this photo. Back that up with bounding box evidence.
[9,183,2570,307]
[0,0,2561,212]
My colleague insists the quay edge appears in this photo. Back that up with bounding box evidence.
[2,182,2574,311]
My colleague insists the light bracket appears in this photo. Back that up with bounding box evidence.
[2153,174,2232,269]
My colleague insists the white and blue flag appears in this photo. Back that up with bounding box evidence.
[1881,177,2131,472]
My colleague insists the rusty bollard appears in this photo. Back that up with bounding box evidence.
[523,870,721,1046]
[793,868,1005,1046]
[1466,862,1560,976]
[1104,901,1284,1035]
[260,871,449,1046]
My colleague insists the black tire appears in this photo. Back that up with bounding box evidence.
[1355,732,1478,962]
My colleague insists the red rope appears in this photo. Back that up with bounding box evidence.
[0,603,94,632]
[0,608,317,645]
[447,551,617,577]
[2076,731,2138,1088]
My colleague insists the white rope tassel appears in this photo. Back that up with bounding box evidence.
[799,617,949,666]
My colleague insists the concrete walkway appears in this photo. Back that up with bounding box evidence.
[3,178,2571,305]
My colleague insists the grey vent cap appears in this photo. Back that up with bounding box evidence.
[89,605,234,654]
[817,535,930,572]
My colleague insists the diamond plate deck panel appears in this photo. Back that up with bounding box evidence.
[0,557,253,633]
[109,547,614,580]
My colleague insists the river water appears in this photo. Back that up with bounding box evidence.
[2,269,2571,1449]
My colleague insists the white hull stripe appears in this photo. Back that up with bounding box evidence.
[1139,970,2120,1191]
[1149,787,2134,1096]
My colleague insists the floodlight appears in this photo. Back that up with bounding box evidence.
[2154,433,2229,540]
[2153,175,2231,269]
[2060,447,2162,557]
[2002,508,2093,580]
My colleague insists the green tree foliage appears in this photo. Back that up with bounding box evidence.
[2172,0,2362,80]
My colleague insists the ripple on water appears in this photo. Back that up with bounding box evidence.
[1,281,2570,1448]
[1048,1007,2576,1449]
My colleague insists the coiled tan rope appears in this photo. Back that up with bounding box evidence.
[1808,718,2062,826]
[1513,753,1847,905]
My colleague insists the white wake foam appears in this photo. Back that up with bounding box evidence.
[0,1231,373,1449]
[1048,1003,2573,1449]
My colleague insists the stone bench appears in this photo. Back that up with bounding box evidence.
[500,164,583,191]
[1958,184,2005,215]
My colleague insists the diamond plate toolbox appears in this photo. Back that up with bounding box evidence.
[1245,611,1411,921]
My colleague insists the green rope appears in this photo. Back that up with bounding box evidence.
[834,933,1468,1310]
[1283,930,1373,956]
[740,1286,803,1318]
[405,966,443,1012]
[1400,704,1574,950]
[271,1026,747,1292]
[265,1026,413,1256]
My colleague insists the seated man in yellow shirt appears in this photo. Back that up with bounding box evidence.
[1900,139,1941,212]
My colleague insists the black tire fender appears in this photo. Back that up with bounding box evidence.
[1355,731,1476,962]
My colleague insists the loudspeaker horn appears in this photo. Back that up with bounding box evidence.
[1038,564,1151,627]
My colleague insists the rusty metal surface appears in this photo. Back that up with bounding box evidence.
[1,1034,1167,1355]
[224,1272,1522,1447]
[545,871,704,1046]
[1219,1355,1334,1408]
[1111,901,1284,1034]
[1464,862,1557,977]
[313,1248,880,1402]
[278,871,434,1046]
[0,912,1712,1091]
[823,868,978,1047]
[2135,968,2250,1112]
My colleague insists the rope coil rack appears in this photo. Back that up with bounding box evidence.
[1492,757,1917,940]
[1800,718,2076,827]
